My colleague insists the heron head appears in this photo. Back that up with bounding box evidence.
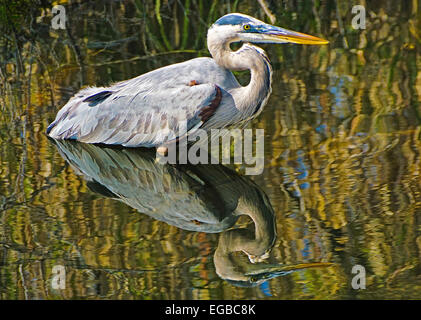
[210,13,328,45]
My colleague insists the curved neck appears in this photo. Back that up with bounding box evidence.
[207,33,273,119]
[213,195,276,281]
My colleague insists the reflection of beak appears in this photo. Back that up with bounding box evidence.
[261,25,329,45]
[246,262,334,283]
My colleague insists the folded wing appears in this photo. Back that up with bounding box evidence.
[47,60,227,147]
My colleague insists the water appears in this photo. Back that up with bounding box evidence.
[1,1,421,299]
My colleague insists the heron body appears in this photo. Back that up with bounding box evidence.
[47,13,328,148]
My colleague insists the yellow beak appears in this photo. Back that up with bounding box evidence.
[260,25,329,45]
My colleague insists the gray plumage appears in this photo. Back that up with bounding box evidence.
[47,58,240,147]
[47,13,328,148]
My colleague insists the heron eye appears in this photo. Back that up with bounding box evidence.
[243,24,251,31]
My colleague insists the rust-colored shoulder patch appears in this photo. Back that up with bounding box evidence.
[191,219,202,225]
[199,85,222,122]
[189,80,199,86]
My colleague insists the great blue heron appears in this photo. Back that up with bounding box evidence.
[47,13,328,152]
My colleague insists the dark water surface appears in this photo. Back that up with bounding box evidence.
[1,1,421,299]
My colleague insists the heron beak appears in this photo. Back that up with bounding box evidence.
[261,25,329,45]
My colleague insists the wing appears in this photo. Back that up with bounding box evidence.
[47,58,237,147]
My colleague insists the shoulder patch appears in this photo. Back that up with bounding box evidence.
[199,85,222,122]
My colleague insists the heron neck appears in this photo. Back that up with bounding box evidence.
[213,196,276,281]
[238,47,273,119]
[216,195,276,256]
[208,40,273,118]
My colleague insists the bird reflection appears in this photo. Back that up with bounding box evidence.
[52,140,332,286]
